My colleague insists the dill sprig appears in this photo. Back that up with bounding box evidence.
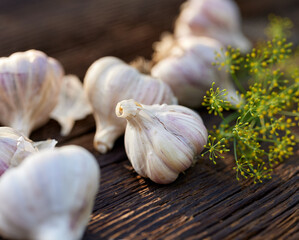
[202,16,299,183]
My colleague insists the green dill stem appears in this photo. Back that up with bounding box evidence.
[255,138,277,143]
[233,137,239,164]
[218,112,225,120]
[279,111,299,117]
[249,119,257,129]
[231,73,246,94]
[227,104,239,111]
[221,111,240,126]
[218,112,239,138]
[240,110,255,125]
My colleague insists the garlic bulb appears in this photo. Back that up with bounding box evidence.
[175,0,251,53]
[0,145,100,240]
[0,50,64,137]
[0,127,56,176]
[50,75,92,136]
[116,99,208,184]
[84,56,177,154]
[152,36,240,107]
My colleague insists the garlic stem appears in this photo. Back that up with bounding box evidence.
[115,100,142,119]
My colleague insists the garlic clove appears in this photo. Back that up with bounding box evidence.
[0,161,8,177]
[84,56,177,154]
[0,145,100,240]
[32,139,58,150]
[116,99,208,184]
[152,36,240,107]
[174,0,251,53]
[0,50,64,137]
[0,127,56,176]
[50,75,92,136]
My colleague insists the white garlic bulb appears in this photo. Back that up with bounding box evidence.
[152,36,240,107]
[0,145,100,240]
[84,56,177,154]
[116,99,208,184]
[50,75,92,136]
[0,50,64,137]
[175,0,251,52]
[0,127,56,176]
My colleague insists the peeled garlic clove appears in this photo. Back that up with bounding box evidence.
[84,56,177,154]
[175,0,251,53]
[152,36,240,107]
[0,127,56,176]
[0,145,100,240]
[116,99,208,184]
[0,50,64,137]
[50,75,92,136]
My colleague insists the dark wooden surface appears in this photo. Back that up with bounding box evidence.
[0,0,298,239]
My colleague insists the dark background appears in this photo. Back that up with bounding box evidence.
[0,1,298,239]
[0,0,298,79]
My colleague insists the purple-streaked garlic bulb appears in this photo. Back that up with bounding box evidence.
[84,56,177,154]
[175,0,251,52]
[0,50,64,137]
[116,99,208,184]
[0,127,56,176]
[0,145,100,240]
[152,36,240,107]
[50,75,92,136]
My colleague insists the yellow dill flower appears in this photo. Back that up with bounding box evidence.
[202,82,232,118]
[213,46,243,75]
[202,16,298,184]
[201,136,230,164]
[265,14,293,39]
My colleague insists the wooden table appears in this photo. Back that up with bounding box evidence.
[0,0,298,239]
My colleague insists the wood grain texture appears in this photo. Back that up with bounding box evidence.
[0,0,298,239]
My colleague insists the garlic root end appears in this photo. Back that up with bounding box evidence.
[93,127,123,154]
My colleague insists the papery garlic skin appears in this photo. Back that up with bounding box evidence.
[152,37,240,107]
[116,99,208,184]
[51,75,92,136]
[84,56,177,154]
[175,0,251,52]
[0,127,57,176]
[152,33,177,64]
[0,145,100,240]
[0,50,64,137]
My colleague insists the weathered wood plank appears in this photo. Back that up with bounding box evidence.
[0,0,298,240]
[62,114,297,239]
[80,147,298,239]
